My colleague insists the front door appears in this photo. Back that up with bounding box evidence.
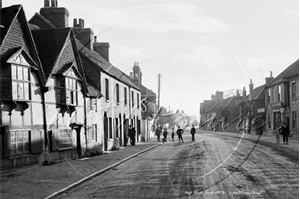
[103,115,108,151]
[273,112,281,129]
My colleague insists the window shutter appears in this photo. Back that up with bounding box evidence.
[31,130,43,154]
[51,129,60,151]
[3,129,11,158]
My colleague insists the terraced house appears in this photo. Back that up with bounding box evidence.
[0,1,146,170]
[265,60,299,137]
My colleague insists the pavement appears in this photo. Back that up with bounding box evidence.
[199,130,299,154]
[0,138,161,199]
[0,131,298,199]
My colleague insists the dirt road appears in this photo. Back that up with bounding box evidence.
[56,132,299,199]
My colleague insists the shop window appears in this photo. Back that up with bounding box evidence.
[10,130,30,155]
[137,93,140,109]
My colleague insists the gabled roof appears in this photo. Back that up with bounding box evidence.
[214,96,243,110]
[76,40,140,91]
[242,84,265,102]
[0,4,45,84]
[267,59,299,87]
[31,28,72,80]
[0,5,20,45]
[28,12,56,29]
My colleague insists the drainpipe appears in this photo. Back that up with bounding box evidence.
[41,86,50,165]
[83,97,88,157]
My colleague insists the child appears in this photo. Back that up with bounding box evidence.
[171,128,175,141]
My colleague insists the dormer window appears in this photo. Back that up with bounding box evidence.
[0,50,35,102]
[11,64,30,101]
[55,68,79,106]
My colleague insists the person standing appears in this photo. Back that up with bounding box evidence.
[162,128,168,144]
[171,128,175,141]
[281,123,289,145]
[155,126,161,142]
[176,126,184,143]
[130,127,136,146]
[190,125,196,141]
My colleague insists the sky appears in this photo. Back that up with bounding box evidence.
[3,0,299,118]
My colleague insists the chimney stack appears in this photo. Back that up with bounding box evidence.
[93,41,110,61]
[242,87,246,97]
[265,71,274,85]
[249,79,254,93]
[73,18,94,50]
[40,0,69,28]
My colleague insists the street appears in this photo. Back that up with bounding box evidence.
[56,131,299,199]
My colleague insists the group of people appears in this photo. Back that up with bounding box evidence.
[275,123,289,145]
[155,125,196,143]
[124,125,136,146]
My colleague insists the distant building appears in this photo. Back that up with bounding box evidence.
[129,62,157,140]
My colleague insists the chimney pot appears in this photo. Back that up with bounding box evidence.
[270,71,272,77]
[73,18,77,27]
[44,0,50,7]
[51,0,57,7]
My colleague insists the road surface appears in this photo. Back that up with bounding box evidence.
[56,132,299,199]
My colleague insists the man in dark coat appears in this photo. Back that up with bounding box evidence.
[176,126,184,143]
[190,125,196,141]
[155,126,161,142]
[130,127,136,146]
[280,123,289,145]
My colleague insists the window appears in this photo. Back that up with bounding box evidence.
[137,93,140,108]
[87,125,97,142]
[87,98,97,112]
[105,78,109,101]
[65,77,78,105]
[11,64,30,101]
[109,117,113,139]
[10,130,30,155]
[115,118,119,138]
[56,76,78,106]
[132,91,134,107]
[292,82,296,100]
[116,83,120,104]
[292,111,296,129]
[267,89,271,103]
[124,87,127,106]
[278,85,281,102]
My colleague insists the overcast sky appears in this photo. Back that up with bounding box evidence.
[3,0,299,118]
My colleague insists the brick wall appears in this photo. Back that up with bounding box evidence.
[289,77,299,137]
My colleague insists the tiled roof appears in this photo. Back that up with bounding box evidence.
[213,96,243,110]
[201,100,217,114]
[28,12,56,29]
[31,28,71,80]
[267,59,299,87]
[0,5,20,45]
[76,40,140,91]
[242,84,265,102]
